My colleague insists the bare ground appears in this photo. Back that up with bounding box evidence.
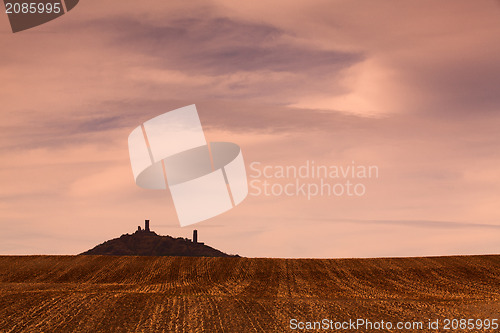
[0,255,499,332]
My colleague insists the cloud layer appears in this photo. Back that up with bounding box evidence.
[1,0,500,257]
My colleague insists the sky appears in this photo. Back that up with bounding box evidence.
[1,0,500,258]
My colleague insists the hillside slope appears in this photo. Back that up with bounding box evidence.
[80,230,234,257]
[1,255,499,332]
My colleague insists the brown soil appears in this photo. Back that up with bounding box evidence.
[0,255,499,332]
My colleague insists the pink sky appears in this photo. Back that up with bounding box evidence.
[1,0,500,257]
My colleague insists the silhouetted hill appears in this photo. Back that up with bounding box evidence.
[80,230,236,257]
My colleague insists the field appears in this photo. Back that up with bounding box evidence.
[1,255,500,332]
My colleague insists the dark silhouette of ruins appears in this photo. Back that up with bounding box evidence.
[137,219,152,233]
[81,220,234,257]
[192,229,204,245]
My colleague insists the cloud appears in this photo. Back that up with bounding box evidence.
[323,218,500,230]
[1,0,500,257]
[79,16,360,74]
[67,15,363,108]
[211,0,500,115]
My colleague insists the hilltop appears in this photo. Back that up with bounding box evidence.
[80,220,236,257]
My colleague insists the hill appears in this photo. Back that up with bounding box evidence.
[0,255,499,332]
[80,231,233,257]
[80,221,236,257]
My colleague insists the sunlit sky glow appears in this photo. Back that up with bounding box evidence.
[1,0,500,257]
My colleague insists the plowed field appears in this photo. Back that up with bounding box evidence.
[1,255,499,332]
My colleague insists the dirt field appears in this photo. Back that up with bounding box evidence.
[0,255,499,332]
